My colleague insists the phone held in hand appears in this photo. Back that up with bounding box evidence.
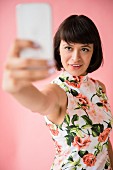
[16,3,53,60]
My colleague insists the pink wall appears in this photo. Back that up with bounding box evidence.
[0,0,113,170]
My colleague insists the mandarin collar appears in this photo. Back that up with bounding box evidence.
[61,71,88,83]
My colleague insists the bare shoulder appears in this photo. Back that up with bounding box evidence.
[97,80,106,93]
[42,83,67,112]
[42,83,67,124]
[43,83,67,103]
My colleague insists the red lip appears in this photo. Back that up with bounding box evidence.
[69,64,82,66]
[69,64,82,70]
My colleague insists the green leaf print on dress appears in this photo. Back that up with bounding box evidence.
[45,71,113,170]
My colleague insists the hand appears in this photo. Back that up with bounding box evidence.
[2,39,55,93]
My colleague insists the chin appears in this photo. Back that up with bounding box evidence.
[66,69,86,77]
[66,70,81,76]
[65,65,87,76]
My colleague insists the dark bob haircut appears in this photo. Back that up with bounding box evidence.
[54,15,103,73]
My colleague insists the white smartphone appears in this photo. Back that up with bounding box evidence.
[16,3,53,60]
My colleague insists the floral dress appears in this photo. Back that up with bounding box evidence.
[44,71,113,170]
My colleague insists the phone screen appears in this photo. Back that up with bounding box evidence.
[16,3,53,60]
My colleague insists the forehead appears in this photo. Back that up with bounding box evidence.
[60,40,93,48]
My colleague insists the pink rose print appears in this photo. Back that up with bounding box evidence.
[76,93,90,110]
[72,135,91,150]
[100,99,109,112]
[47,124,59,136]
[98,128,111,142]
[88,104,105,124]
[83,153,96,167]
[65,80,80,88]
[54,141,62,154]
[65,76,83,88]
[90,78,96,83]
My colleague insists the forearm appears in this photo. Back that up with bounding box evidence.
[12,84,47,114]
[2,39,55,115]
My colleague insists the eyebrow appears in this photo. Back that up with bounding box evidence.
[81,45,92,49]
[62,43,93,48]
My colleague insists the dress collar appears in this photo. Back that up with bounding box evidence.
[60,71,88,88]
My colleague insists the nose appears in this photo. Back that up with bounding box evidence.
[71,50,80,61]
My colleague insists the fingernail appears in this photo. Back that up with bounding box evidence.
[48,68,55,74]
[47,60,55,66]
[33,43,41,48]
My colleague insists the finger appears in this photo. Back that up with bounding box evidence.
[9,39,40,58]
[9,67,55,81]
[6,58,55,70]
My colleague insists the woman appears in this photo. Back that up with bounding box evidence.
[2,15,113,170]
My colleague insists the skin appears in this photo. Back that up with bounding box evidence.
[59,40,94,76]
[2,39,113,168]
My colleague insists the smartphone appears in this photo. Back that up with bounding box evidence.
[16,3,53,60]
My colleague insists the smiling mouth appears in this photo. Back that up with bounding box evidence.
[68,64,83,71]
[69,64,82,67]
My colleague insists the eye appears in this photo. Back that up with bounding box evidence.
[64,46,73,51]
[81,48,89,52]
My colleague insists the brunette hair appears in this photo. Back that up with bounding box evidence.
[54,15,103,73]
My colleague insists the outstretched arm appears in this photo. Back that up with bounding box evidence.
[2,39,60,115]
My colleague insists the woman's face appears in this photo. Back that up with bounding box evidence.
[59,40,94,76]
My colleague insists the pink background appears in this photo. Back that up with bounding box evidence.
[0,0,113,170]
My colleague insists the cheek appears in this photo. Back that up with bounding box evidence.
[87,57,92,64]
[60,52,70,62]
[60,56,66,65]
[61,56,71,66]
[85,54,93,66]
